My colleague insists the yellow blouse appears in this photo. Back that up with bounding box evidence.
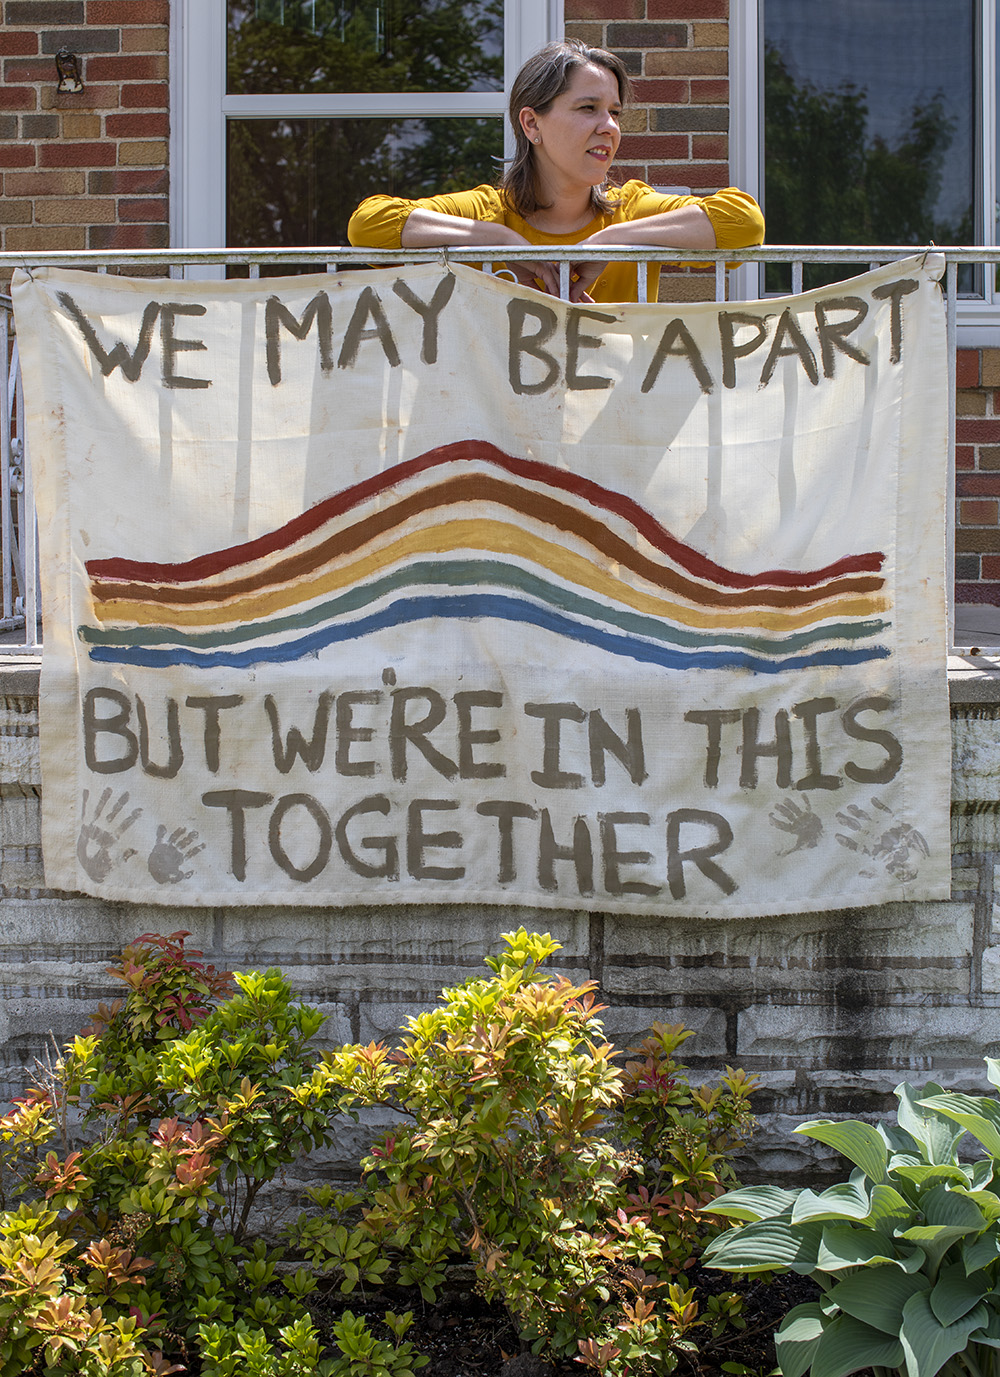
[347,181,764,303]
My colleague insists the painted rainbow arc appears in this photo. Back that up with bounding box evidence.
[79,440,891,673]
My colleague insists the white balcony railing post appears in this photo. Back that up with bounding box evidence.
[0,303,14,632]
[947,260,959,654]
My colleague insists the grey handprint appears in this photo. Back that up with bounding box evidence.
[769,796,823,855]
[148,825,204,885]
[835,797,930,882]
[77,788,141,883]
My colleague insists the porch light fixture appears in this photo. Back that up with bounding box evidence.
[55,50,84,94]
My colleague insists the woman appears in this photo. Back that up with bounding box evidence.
[348,39,764,304]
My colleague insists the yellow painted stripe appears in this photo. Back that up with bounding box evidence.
[92,519,888,633]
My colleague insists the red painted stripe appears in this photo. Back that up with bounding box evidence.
[87,439,884,590]
[91,472,885,611]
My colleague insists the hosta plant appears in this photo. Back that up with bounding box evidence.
[703,1060,1000,1377]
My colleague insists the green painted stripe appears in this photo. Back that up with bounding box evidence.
[81,558,888,655]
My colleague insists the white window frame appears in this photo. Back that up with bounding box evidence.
[730,0,999,339]
[171,0,562,251]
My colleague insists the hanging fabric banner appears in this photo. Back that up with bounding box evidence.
[12,257,950,915]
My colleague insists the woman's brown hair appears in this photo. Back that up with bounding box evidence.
[500,39,633,219]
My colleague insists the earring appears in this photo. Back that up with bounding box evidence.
[533,137,540,144]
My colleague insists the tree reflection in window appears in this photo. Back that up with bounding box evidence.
[226,1,504,269]
[227,0,503,94]
[763,0,974,292]
[227,116,503,260]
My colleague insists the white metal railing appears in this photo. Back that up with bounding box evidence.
[0,293,37,655]
[0,243,987,658]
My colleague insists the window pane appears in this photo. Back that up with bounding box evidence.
[764,0,976,290]
[227,1,503,95]
[227,115,503,257]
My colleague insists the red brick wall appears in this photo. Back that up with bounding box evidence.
[565,0,728,301]
[955,350,1000,604]
[0,0,168,257]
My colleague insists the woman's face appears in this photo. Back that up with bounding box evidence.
[520,62,622,197]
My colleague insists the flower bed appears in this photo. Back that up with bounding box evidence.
[0,926,804,1376]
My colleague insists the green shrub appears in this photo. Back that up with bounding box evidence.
[197,1314,336,1377]
[0,927,757,1377]
[0,931,343,1374]
[703,1061,1000,1377]
[304,927,756,1376]
[326,1309,428,1377]
[616,1022,757,1277]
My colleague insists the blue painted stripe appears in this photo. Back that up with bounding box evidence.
[87,591,892,674]
[81,559,888,657]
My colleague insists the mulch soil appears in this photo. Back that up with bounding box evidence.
[305,1263,821,1376]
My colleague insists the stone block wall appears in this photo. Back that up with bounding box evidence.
[3,660,1000,1187]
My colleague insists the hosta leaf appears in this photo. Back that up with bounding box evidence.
[895,1082,964,1165]
[865,1184,916,1232]
[796,1121,887,1183]
[985,1058,1000,1091]
[967,1303,1000,1346]
[887,1155,923,1180]
[964,1231,1000,1274]
[896,1224,979,1255]
[892,1165,972,1191]
[816,1224,923,1273]
[702,1220,823,1275]
[827,1269,928,1333]
[705,1186,799,1222]
[922,1184,987,1232]
[775,1303,825,1377]
[792,1182,872,1225]
[899,1292,988,1377]
[971,1159,995,1190]
[895,1184,989,1273]
[880,1118,922,1157]
[930,1262,993,1327]
[957,1190,1000,1225]
[811,1312,905,1377]
[919,1095,1000,1160]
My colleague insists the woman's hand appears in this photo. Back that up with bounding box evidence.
[398,203,717,302]
[567,206,718,301]
[501,248,561,297]
[566,261,605,303]
[399,209,561,295]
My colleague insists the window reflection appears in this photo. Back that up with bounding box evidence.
[227,115,503,270]
[227,0,503,95]
[764,0,975,291]
[248,0,386,44]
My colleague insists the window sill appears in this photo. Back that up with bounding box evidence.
[956,300,1000,345]
[948,654,1000,702]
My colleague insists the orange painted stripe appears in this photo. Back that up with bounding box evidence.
[92,520,888,634]
[91,474,883,612]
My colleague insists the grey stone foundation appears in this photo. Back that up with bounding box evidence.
[4,658,1000,1186]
